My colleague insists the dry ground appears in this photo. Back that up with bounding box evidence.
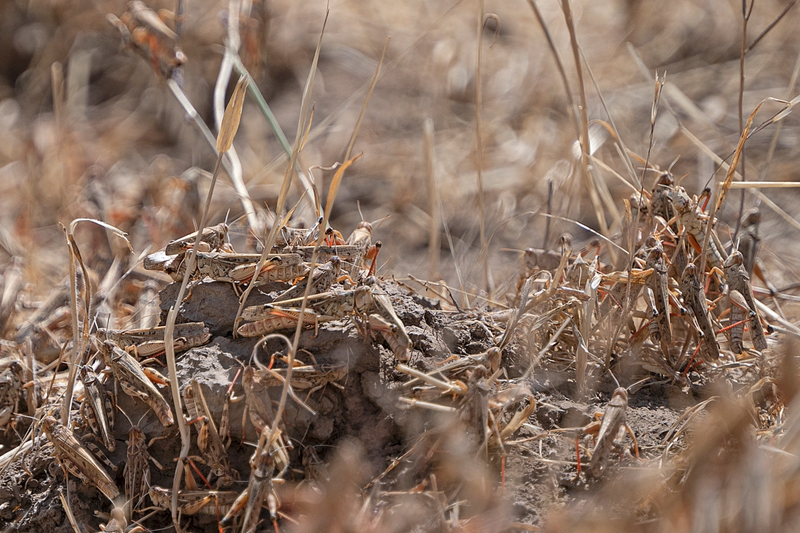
[2,0,800,531]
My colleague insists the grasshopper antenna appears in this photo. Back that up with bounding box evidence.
[608,368,621,389]
[667,155,680,174]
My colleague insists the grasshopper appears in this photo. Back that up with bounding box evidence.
[736,208,778,295]
[724,251,768,353]
[371,288,412,361]
[680,264,720,361]
[165,222,229,256]
[224,435,279,533]
[124,423,165,515]
[645,238,672,356]
[649,171,677,228]
[98,506,130,533]
[737,209,762,276]
[240,367,291,475]
[148,485,239,516]
[0,361,23,431]
[237,286,375,337]
[670,188,727,269]
[274,217,322,247]
[368,314,412,362]
[272,256,341,303]
[108,0,187,79]
[98,322,211,358]
[347,220,373,248]
[41,416,120,500]
[183,379,235,486]
[575,388,638,479]
[254,363,348,397]
[282,244,364,263]
[0,257,24,334]
[164,252,308,286]
[79,367,116,451]
[102,341,174,426]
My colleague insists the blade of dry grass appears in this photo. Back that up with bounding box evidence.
[578,47,637,187]
[345,36,389,160]
[732,0,755,243]
[714,103,760,215]
[165,78,257,230]
[560,0,609,246]
[211,0,258,233]
[475,1,490,297]
[424,119,440,278]
[526,0,580,139]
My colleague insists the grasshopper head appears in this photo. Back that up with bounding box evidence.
[611,387,628,403]
[724,251,744,269]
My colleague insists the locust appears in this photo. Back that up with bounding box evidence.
[649,171,678,228]
[347,220,374,248]
[183,379,235,486]
[124,423,165,516]
[102,341,174,427]
[370,288,412,360]
[187,252,305,283]
[237,285,375,337]
[148,485,239,516]
[0,257,24,334]
[223,433,280,533]
[274,217,323,247]
[368,313,412,362]
[0,361,23,431]
[282,244,364,263]
[98,506,130,533]
[254,363,348,398]
[736,208,778,295]
[645,238,672,357]
[97,322,210,358]
[240,283,413,359]
[240,367,291,476]
[670,187,727,269]
[156,251,309,287]
[108,0,187,79]
[165,222,229,256]
[575,388,639,480]
[272,256,341,303]
[681,264,720,361]
[724,251,768,353]
[79,367,116,451]
[41,416,120,500]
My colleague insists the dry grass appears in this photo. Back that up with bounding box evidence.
[2,0,800,531]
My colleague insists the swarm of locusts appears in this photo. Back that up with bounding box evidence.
[0,164,785,531]
[0,1,795,531]
[0,212,415,531]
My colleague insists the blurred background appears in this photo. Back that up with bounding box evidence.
[1,0,799,300]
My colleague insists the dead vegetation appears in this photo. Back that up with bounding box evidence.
[2,0,800,532]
